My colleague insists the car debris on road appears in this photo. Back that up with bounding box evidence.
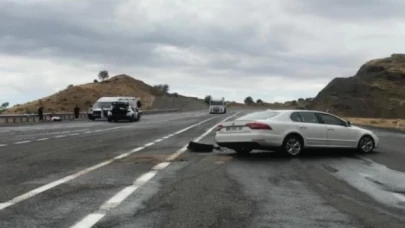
[187,141,223,153]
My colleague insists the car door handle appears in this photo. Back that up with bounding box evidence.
[328,128,334,131]
[300,126,306,129]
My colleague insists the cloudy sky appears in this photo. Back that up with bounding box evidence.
[2,0,405,106]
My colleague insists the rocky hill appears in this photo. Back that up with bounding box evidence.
[310,54,405,118]
[5,74,207,114]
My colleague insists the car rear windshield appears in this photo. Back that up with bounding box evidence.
[237,111,279,120]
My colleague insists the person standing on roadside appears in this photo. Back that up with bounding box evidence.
[87,105,93,120]
[74,105,80,119]
[38,106,44,122]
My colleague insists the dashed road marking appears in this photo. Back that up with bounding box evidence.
[144,142,155,147]
[393,193,405,202]
[70,112,239,228]
[36,138,49,141]
[154,138,163,143]
[54,135,67,138]
[0,114,221,211]
[14,140,31,144]
[0,112,215,148]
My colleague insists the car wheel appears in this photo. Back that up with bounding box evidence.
[357,135,374,153]
[234,148,253,155]
[282,135,303,157]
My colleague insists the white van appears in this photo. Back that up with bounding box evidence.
[209,97,226,114]
[91,97,142,121]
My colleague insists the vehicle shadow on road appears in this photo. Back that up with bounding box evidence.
[223,149,378,162]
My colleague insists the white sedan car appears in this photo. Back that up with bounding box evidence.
[214,109,379,156]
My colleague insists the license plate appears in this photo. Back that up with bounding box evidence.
[226,126,243,131]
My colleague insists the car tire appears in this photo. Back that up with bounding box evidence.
[357,135,374,153]
[234,148,253,155]
[282,135,303,157]
[135,113,140,122]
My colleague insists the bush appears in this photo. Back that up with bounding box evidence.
[244,96,254,105]
[94,79,98,83]
[204,95,211,104]
[67,84,73,89]
[98,70,109,81]
[153,84,170,93]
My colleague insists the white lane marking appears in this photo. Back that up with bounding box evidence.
[392,193,405,202]
[54,135,67,138]
[152,162,170,170]
[36,138,49,141]
[0,115,220,211]
[144,142,155,147]
[69,133,79,136]
[154,138,163,143]
[83,131,92,134]
[70,213,105,228]
[131,147,145,153]
[0,144,7,147]
[98,186,140,211]
[14,140,31,144]
[72,171,159,227]
[70,112,239,228]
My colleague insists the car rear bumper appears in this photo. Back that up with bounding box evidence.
[108,115,132,120]
[214,132,284,148]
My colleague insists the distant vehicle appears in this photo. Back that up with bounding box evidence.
[91,97,142,121]
[107,101,141,122]
[215,109,379,156]
[209,97,226,114]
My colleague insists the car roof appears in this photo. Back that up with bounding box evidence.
[96,97,140,102]
[262,109,333,115]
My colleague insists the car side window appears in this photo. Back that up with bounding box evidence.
[298,112,320,124]
[290,112,302,122]
[318,113,347,126]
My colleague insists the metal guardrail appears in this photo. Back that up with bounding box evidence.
[0,109,180,124]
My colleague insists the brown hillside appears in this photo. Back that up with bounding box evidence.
[310,54,405,118]
[5,74,207,114]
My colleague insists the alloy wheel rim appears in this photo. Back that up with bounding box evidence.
[286,138,301,155]
[361,137,374,152]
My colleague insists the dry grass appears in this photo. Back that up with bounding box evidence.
[346,117,404,129]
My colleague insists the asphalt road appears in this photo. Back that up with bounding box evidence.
[0,110,404,228]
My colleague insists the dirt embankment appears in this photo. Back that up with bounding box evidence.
[151,95,207,111]
[5,74,208,114]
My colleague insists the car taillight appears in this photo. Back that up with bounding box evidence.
[216,124,224,131]
[245,122,272,130]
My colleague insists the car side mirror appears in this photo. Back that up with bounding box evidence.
[347,121,352,127]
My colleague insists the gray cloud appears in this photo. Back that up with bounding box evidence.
[0,0,357,75]
[1,0,405,104]
[284,0,405,20]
